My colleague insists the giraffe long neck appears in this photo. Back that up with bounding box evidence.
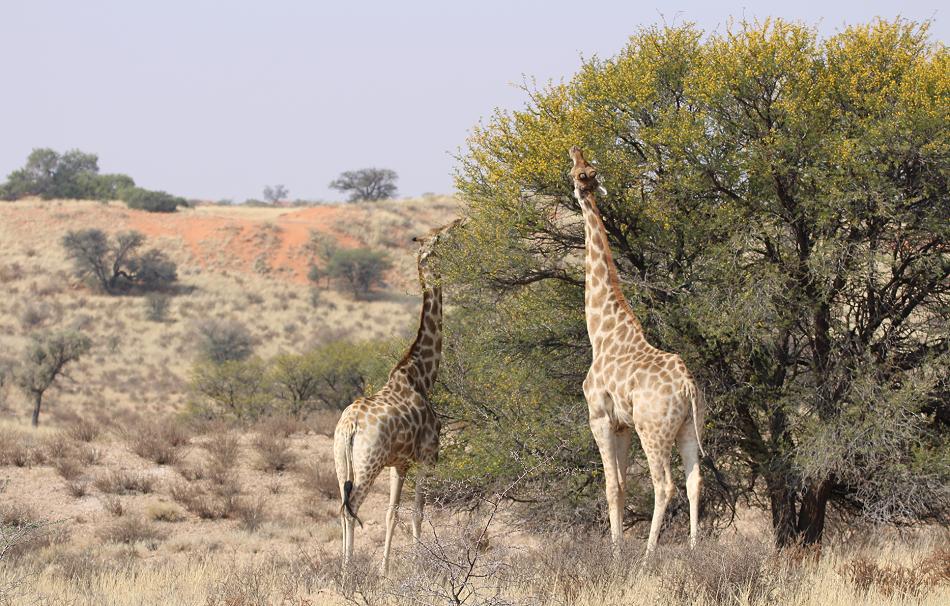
[390,263,443,395]
[576,189,645,351]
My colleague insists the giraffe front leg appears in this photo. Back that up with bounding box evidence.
[381,466,406,575]
[589,407,624,552]
[412,467,428,541]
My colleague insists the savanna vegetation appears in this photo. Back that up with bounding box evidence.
[0,148,187,212]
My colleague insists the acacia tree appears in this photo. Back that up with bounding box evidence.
[263,184,289,204]
[440,20,949,546]
[15,331,91,427]
[62,229,177,294]
[329,168,398,202]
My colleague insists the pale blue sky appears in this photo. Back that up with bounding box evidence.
[1,1,945,202]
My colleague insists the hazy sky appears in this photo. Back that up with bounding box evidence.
[1,1,945,202]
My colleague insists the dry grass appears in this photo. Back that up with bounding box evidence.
[97,516,167,545]
[2,534,948,606]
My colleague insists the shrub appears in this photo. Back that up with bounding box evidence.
[62,229,177,294]
[144,293,171,322]
[253,433,296,473]
[194,318,256,363]
[100,495,124,517]
[94,470,155,495]
[235,496,268,532]
[64,416,100,443]
[0,427,35,467]
[98,516,167,544]
[297,460,338,499]
[325,248,392,298]
[63,478,90,498]
[121,187,186,212]
[129,418,191,465]
[146,502,186,523]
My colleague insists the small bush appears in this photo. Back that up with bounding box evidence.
[122,187,185,213]
[297,460,339,499]
[19,303,51,329]
[253,433,296,473]
[65,416,100,443]
[100,495,124,517]
[129,418,191,465]
[94,470,154,495]
[146,502,186,523]
[53,457,84,481]
[204,432,241,481]
[98,516,167,544]
[63,478,90,498]
[0,428,36,467]
[194,319,255,363]
[145,293,171,322]
[235,496,268,533]
[325,247,392,298]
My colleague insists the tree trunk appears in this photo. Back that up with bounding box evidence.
[31,392,43,427]
[796,478,832,545]
[767,475,798,548]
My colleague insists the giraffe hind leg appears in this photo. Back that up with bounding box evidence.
[641,436,675,556]
[677,421,702,547]
[381,466,407,575]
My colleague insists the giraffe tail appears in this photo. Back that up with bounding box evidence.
[687,382,707,458]
[337,422,363,528]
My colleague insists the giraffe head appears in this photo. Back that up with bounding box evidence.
[412,217,466,265]
[568,146,600,196]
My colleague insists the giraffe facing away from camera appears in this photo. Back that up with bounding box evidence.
[333,219,463,575]
[568,146,705,555]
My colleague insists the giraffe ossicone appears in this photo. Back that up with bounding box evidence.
[569,146,705,555]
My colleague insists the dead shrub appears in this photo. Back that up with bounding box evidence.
[204,431,241,480]
[235,496,268,533]
[65,416,100,442]
[0,428,36,467]
[129,417,191,465]
[308,409,338,437]
[100,495,124,517]
[63,478,90,498]
[257,414,305,438]
[42,432,76,463]
[297,460,338,499]
[649,539,794,606]
[146,502,186,523]
[98,516,167,545]
[253,433,296,472]
[53,457,84,481]
[842,549,949,598]
[94,470,155,495]
[169,478,240,520]
[0,503,69,557]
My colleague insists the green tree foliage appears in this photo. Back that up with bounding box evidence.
[62,229,178,294]
[190,340,391,421]
[270,340,389,417]
[0,148,185,210]
[0,148,128,200]
[190,358,272,421]
[441,19,949,545]
[329,168,399,202]
[14,331,91,427]
[326,248,393,298]
[121,187,187,213]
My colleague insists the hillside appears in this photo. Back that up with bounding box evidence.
[0,195,461,422]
